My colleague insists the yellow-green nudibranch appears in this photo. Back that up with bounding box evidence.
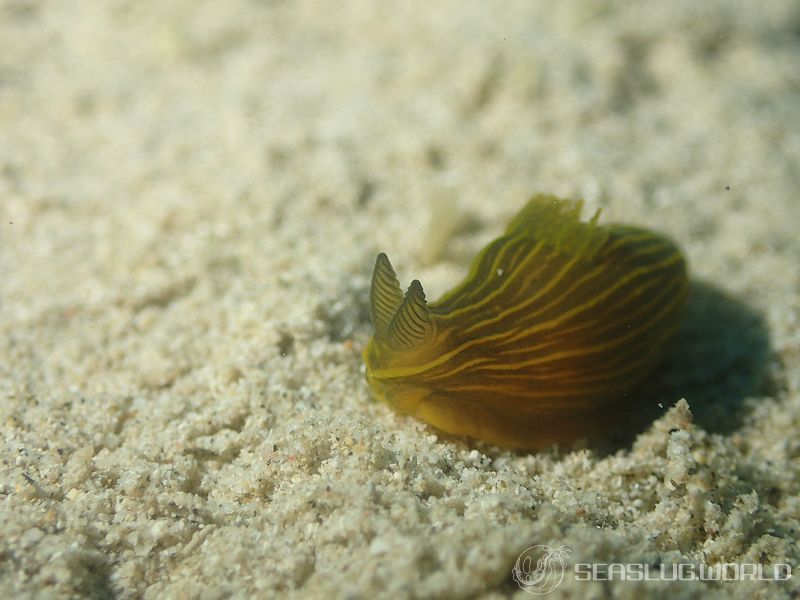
[363,195,689,450]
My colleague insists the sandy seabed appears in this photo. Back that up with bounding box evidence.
[1,1,800,598]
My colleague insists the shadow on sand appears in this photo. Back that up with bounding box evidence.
[598,279,773,452]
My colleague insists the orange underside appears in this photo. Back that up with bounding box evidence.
[377,381,637,450]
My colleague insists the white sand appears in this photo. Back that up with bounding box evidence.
[2,1,799,598]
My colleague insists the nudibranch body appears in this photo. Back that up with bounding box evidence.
[363,195,689,450]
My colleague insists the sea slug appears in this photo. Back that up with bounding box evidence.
[363,195,688,449]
